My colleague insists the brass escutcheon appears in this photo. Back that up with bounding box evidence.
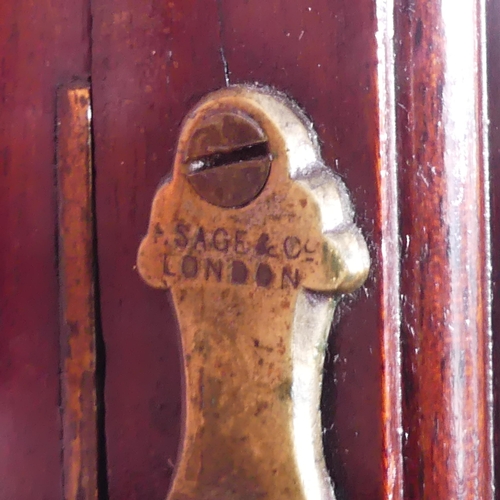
[137,85,370,500]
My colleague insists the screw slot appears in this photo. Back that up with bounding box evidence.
[188,141,270,174]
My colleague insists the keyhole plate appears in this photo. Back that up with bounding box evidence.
[137,85,370,500]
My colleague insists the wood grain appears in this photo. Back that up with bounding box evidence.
[57,83,98,500]
[0,0,91,498]
[0,0,496,497]
[376,2,404,497]
[395,0,493,497]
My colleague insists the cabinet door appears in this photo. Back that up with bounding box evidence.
[0,0,495,499]
[90,1,495,496]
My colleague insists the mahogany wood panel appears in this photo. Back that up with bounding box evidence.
[395,0,493,498]
[92,1,401,499]
[0,0,495,497]
[57,84,98,500]
[0,0,91,498]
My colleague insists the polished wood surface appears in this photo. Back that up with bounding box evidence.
[0,0,497,498]
[0,1,91,498]
[376,3,404,497]
[396,0,493,498]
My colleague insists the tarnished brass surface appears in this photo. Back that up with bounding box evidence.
[56,84,98,500]
[137,85,369,500]
[185,111,271,208]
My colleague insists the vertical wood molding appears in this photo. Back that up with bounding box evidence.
[395,0,493,498]
[57,83,98,500]
[376,0,404,498]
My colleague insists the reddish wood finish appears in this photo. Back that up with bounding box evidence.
[57,84,98,500]
[376,3,404,497]
[0,0,496,498]
[395,0,493,498]
[0,1,90,498]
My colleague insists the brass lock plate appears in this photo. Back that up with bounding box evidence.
[138,85,369,500]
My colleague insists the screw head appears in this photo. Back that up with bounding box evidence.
[183,111,271,208]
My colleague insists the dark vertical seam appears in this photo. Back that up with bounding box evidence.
[87,0,110,496]
[216,0,230,86]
